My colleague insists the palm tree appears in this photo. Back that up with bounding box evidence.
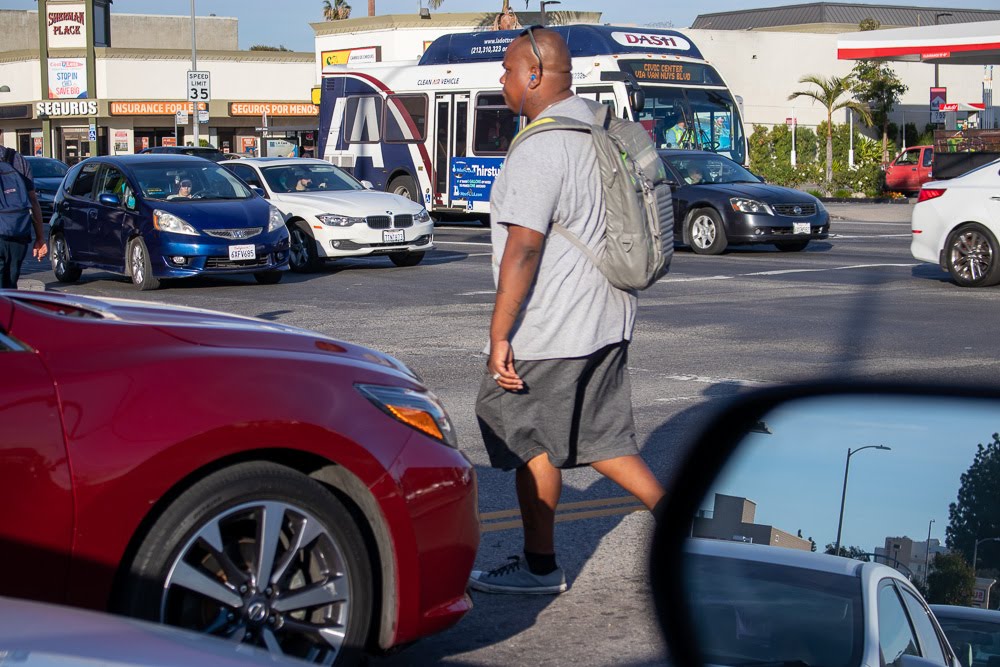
[322,0,352,20]
[788,74,872,183]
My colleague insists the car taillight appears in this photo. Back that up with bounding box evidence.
[918,188,946,203]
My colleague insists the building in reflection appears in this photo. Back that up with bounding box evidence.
[694,494,813,551]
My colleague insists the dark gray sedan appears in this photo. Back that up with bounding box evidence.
[659,149,830,254]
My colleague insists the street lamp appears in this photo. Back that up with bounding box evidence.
[934,13,953,89]
[540,0,561,26]
[834,445,892,555]
[924,519,935,584]
[973,536,1000,574]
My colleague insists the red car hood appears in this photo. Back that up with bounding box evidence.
[4,291,417,380]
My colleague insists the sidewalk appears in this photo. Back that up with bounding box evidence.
[824,199,913,223]
[15,278,46,291]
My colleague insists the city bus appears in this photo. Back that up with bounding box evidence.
[318,25,747,218]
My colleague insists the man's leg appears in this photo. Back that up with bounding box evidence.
[516,452,562,555]
[0,239,24,289]
[591,454,665,511]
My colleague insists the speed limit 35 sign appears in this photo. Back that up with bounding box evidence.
[187,70,211,101]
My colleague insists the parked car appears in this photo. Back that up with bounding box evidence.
[659,150,830,254]
[911,158,1000,287]
[886,145,935,195]
[24,155,69,220]
[0,289,479,665]
[138,145,229,162]
[931,605,1000,667]
[49,155,290,290]
[221,158,434,272]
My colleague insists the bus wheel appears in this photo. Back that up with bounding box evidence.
[388,175,420,204]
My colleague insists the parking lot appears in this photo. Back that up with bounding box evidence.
[16,202,1000,665]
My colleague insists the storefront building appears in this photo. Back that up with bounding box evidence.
[0,4,318,163]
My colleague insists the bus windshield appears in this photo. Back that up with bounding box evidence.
[634,86,745,164]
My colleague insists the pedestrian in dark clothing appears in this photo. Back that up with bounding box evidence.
[0,145,48,288]
[469,27,665,595]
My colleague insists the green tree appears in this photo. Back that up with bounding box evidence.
[249,44,290,51]
[789,75,872,184]
[858,17,880,31]
[825,544,871,561]
[927,552,975,605]
[850,60,908,164]
[322,0,352,20]
[947,433,1000,573]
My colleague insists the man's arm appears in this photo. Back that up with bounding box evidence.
[488,224,545,391]
[28,191,47,260]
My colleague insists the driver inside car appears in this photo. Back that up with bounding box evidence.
[167,179,195,200]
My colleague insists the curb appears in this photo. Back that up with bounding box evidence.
[16,279,47,291]
[819,197,910,205]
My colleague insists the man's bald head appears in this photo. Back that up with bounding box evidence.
[501,27,573,120]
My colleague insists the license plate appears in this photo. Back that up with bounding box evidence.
[229,244,256,260]
[383,229,405,243]
[793,222,811,235]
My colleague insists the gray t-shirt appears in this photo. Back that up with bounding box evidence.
[488,95,637,361]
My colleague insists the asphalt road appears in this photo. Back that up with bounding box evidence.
[17,202,1000,665]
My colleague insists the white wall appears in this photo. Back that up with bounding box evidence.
[0,59,43,102]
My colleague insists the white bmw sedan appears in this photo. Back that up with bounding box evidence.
[911,159,1000,287]
[221,158,434,272]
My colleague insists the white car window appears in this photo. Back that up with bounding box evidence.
[879,584,921,666]
[899,588,948,665]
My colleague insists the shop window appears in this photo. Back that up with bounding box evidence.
[474,93,518,155]
[344,95,383,144]
[69,162,100,199]
[384,94,428,143]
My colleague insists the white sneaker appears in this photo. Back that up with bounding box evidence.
[468,556,568,595]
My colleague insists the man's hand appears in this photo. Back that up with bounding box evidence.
[33,238,48,260]
[488,339,523,392]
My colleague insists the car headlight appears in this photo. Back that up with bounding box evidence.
[267,205,285,232]
[816,199,828,214]
[730,198,774,216]
[317,213,365,227]
[356,384,457,448]
[414,208,431,224]
[153,209,200,236]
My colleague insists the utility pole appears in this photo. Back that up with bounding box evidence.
[191,0,199,147]
[924,519,935,585]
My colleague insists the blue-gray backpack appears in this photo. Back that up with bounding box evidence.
[0,147,32,242]
[507,100,673,290]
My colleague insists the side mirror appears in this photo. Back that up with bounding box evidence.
[651,383,997,667]
[360,180,375,190]
[98,193,120,207]
[629,89,646,115]
[251,186,266,198]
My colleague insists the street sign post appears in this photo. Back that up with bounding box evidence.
[187,70,211,102]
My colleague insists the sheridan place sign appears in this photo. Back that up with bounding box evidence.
[229,102,319,117]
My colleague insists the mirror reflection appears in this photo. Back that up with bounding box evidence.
[683,395,1000,667]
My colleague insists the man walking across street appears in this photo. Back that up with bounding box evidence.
[0,144,48,288]
[470,27,665,595]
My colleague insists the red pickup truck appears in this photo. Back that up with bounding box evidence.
[884,145,933,195]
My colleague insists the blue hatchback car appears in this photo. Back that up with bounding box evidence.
[49,155,290,290]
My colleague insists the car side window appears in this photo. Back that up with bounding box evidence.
[923,149,934,168]
[897,149,920,165]
[96,167,133,208]
[228,164,263,189]
[69,162,100,199]
[898,587,948,665]
[878,583,921,667]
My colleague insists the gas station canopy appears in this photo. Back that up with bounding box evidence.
[837,20,1000,65]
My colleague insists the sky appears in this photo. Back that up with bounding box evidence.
[705,394,998,556]
[7,0,1000,51]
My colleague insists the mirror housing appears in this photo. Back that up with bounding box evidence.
[98,193,120,207]
[360,180,375,190]
[250,186,266,198]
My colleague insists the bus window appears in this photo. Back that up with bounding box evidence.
[474,93,518,155]
[385,94,428,143]
[344,95,383,144]
[456,100,468,158]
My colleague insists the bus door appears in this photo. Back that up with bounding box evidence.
[433,93,469,209]
[576,86,620,117]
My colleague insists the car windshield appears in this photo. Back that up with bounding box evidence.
[935,617,1000,667]
[132,163,255,201]
[26,158,69,179]
[685,552,864,667]
[663,154,761,185]
[261,164,363,194]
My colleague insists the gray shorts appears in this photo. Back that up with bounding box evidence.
[475,342,639,471]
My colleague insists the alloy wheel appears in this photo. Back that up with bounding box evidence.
[690,214,717,249]
[289,227,310,268]
[131,242,145,284]
[949,229,994,283]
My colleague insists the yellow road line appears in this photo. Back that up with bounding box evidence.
[479,495,640,521]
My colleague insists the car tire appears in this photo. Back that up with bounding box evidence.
[688,208,728,255]
[128,238,160,291]
[775,240,810,252]
[389,251,424,267]
[50,232,82,283]
[387,175,420,205]
[253,270,283,285]
[115,462,374,667]
[288,221,321,273]
[945,223,1000,288]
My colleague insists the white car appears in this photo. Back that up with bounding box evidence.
[911,159,1000,287]
[685,538,961,667]
[221,158,434,272]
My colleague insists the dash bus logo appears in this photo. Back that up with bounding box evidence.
[611,32,692,52]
